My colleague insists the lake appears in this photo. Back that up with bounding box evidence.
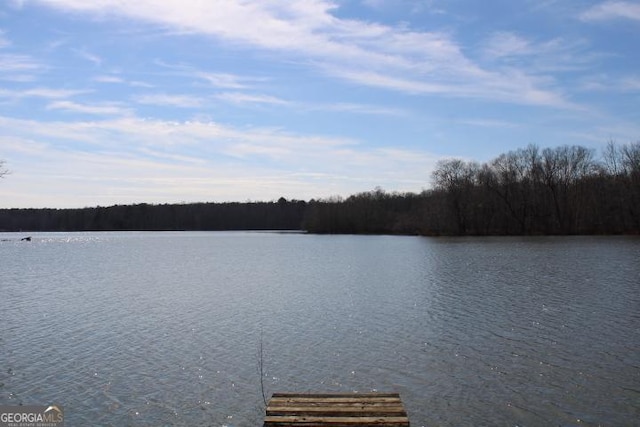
[1,232,638,426]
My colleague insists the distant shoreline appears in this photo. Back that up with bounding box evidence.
[2,143,639,236]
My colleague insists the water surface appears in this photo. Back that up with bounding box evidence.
[1,232,638,426]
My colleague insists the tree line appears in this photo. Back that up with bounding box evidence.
[0,199,307,232]
[1,142,638,235]
[304,142,640,235]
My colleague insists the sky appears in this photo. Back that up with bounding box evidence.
[0,0,639,208]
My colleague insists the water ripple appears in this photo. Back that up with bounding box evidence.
[1,233,638,426]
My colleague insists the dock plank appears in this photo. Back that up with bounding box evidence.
[264,416,410,426]
[264,392,410,426]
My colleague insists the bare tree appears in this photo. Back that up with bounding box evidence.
[621,142,640,176]
[484,146,540,233]
[432,159,479,234]
[539,145,596,232]
[619,142,640,229]
[601,140,623,176]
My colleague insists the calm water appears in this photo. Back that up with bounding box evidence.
[1,232,638,426]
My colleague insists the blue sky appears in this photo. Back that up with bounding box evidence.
[1,0,638,208]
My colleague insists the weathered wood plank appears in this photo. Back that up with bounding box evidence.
[267,406,406,417]
[267,402,404,412]
[264,392,410,426]
[264,415,410,426]
[270,395,401,401]
[268,402,403,409]
[269,397,402,405]
[271,393,402,398]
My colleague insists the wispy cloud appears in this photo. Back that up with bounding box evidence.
[134,93,204,108]
[0,53,44,81]
[319,102,406,117]
[580,1,640,21]
[46,100,131,116]
[362,0,446,15]
[154,60,263,89]
[72,48,102,66]
[214,92,289,106]
[457,118,519,129]
[26,88,87,98]
[324,67,451,95]
[0,87,87,99]
[579,74,640,92]
[95,74,155,88]
[1,0,636,208]
[482,32,532,60]
[29,0,573,108]
[0,113,438,206]
[93,75,124,84]
[481,32,598,73]
[326,65,576,109]
[195,72,263,89]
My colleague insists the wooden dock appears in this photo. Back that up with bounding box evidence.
[263,392,410,426]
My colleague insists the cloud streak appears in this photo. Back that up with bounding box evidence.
[46,100,131,116]
[134,93,204,108]
[1,1,636,208]
[580,1,640,22]
[0,112,438,207]
[28,0,572,108]
[0,53,44,81]
[214,92,289,106]
[0,87,88,99]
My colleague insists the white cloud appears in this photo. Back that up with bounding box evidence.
[0,87,88,99]
[580,1,640,21]
[362,0,445,15]
[327,66,577,109]
[134,93,204,108]
[25,88,87,98]
[317,102,406,116]
[195,72,260,89]
[0,53,44,80]
[46,100,131,116]
[72,48,102,66]
[457,118,519,129]
[214,92,289,106]
[93,75,125,83]
[579,74,640,92]
[481,32,597,73]
[27,0,571,108]
[95,75,155,88]
[154,61,262,89]
[0,114,353,154]
[483,32,532,59]
[0,113,438,207]
[130,80,154,88]
[362,0,386,9]
[325,67,451,95]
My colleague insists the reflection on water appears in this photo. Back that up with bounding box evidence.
[1,232,638,426]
